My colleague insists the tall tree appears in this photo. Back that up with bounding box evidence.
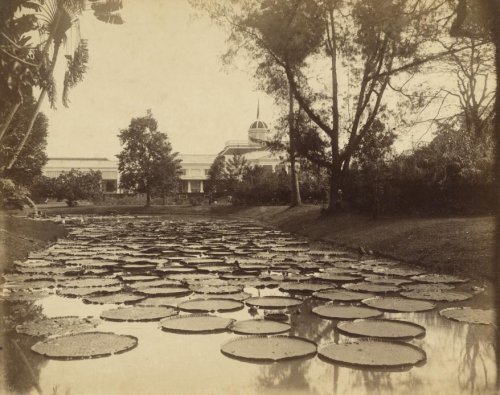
[2,0,124,170]
[117,111,181,207]
[194,0,482,212]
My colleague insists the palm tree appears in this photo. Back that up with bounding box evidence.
[4,0,123,170]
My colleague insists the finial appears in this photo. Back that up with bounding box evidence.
[257,99,260,119]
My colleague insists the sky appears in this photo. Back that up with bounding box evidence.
[43,0,279,159]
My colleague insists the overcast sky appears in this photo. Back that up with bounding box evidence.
[43,0,279,159]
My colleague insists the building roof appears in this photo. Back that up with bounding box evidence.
[249,120,269,130]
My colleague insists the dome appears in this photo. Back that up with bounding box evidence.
[249,120,269,130]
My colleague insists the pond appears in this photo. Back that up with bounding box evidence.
[0,215,496,395]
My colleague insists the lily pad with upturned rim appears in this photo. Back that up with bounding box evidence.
[318,340,426,369]
[313,290,375,302]
[16,316,99,337]
[31,332,138,360]
[245,296,303,309]
[337,319,426,340]
[229,319,291,335]
[160,314,235,334]
[342,283,400,293]
[312,304,383,320]
[410,274,469,284]
[100,306,177,322]
[439,307,495,325]
[221,336,317,362]
[178,298,244,313]
[401,290,472,302]
[361,297,435,312]
[83,293,146,305]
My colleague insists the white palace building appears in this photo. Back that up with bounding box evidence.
[43,109,282,195]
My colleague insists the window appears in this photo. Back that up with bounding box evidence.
[190,181,201,193]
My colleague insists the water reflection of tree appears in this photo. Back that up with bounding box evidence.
[1,300,48,395]
[457,323,496,395]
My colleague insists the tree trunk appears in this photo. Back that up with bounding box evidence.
[145,185,151,207]
[24,195,38,217]
[288,85,301,207]
[326,166,341,213]
[0,98,21,143]
[7,40,61,170]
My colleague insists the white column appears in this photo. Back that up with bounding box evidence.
[187,180,191,193]
[200,180,204,193]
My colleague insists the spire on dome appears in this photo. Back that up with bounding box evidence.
[256,99,260,120]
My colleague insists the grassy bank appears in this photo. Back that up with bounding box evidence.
[0,213,67,273]
[33,203,495,280]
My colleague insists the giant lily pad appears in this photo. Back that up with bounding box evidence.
[31,332,138,360]
[401,290,472,302]
[221,336,316,362]
[313,290,375,302]
[318,340,426,368]
[279,283,334,293]
[342,283,400,293]
[83,293,146,305]
[313,304,383,320]
[361,297,435,312]
[245,296,303,309]
[160,314,234,334]
[16,316,99,337]
[229,319,291,335]
[61,278,121,288]
[57,286,122,298]
[314,273,363,283]
[410,274,469,284]
[337,319,425,340]
[190,285,243,294]
[101,306,177,322]
[439,307,495,325]
[402,283,455,292]
[135,286,192,297]
[178,298,244,313]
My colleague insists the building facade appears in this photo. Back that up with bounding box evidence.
[42,108,283,195]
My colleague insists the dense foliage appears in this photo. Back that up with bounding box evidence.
[117,111,182,206]
[31,169,103,206]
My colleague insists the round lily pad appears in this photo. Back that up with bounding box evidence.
[245,296,303,309]
[401,290,472,302]
[61,278,121,288]
[190,285,243,294]
[57,286,123,298]
[31,332,138,360]
[314,273,363,283]
[402,283,455,292]
[136,297,184,307]
[201,292,252,301]
[371,267,425,277]
[343,283,400,293]
[318,340,426,368]
[178,298,244,313]
[221,336,316,362]
[411,274,469,284]
[135,287,192,297]
[160,314,234,334]
[439,307,495,325]
[279,283,334,293]
[337,319,426,340]
[83,293,146,305]
[361,297,435,312]
[313,304,383,320]
[16,316,99,337]
[101,306,177,322]
[229,319,291,335]
[313,290,375,302]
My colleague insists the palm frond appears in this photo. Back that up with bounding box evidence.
[62,38,88,107]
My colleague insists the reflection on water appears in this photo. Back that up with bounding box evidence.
[0,215,496,395]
